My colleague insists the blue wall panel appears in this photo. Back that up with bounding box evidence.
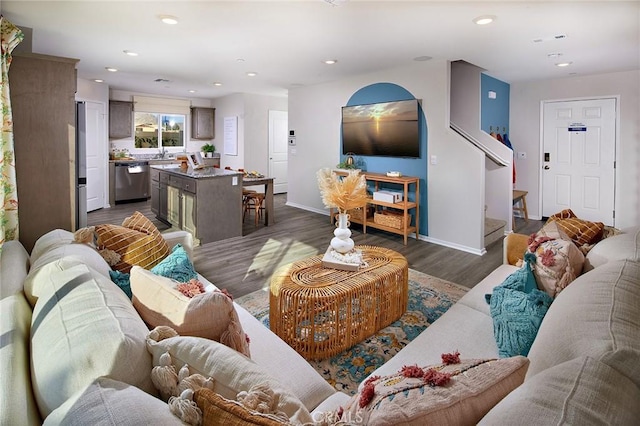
[481,73,510,136]
[342,83,428,236]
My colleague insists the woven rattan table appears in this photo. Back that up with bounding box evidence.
[269,246,408,360]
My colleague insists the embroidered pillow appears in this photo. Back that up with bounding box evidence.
[527,222,585,297]
[130,267,250,357]
[150,244,198,283]
[342,356,529,426]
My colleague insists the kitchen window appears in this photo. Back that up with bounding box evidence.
[134,112,185,149]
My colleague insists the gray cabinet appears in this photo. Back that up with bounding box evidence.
[191,107,215,139]
[151,168,242,243]
[109,101,133,139]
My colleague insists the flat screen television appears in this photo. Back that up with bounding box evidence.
[342,99,420,158]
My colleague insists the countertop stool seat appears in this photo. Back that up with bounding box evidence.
[243,191,265,226]
[512,189,529,230]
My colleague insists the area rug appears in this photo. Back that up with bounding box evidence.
[235,269,468,395]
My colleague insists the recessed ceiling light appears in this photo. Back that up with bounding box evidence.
[188,90,196,93]
[473,15,496,25]
[246,72,258,77]
[213,82,223,86]
[123,50,138,57]
[236,58,245,62]
[324,59,338,65]
[105,67,118,72]
[555,61,573,67]
[413,56,432,62]
[159,15,178,25]
[93,79,104,83]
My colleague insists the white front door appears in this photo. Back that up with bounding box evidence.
[268,110,288,194]
[542,98,616,225]
[85,101,106,211]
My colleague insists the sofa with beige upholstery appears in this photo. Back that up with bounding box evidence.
[1,224,639,425]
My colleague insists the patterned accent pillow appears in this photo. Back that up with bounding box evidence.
[547,209,605,247]
[150,244,198,283]
[528,221,585,297]
[130,267,250,357]
[94,211,169,273]
[342,357,529,425]
[194,389,289,426]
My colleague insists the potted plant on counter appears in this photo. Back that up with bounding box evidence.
[202,143,216,158]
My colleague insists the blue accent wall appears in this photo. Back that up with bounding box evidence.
[343,82,428,236]
[481,73,510,136]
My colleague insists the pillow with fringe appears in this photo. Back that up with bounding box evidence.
[130,266,250,357]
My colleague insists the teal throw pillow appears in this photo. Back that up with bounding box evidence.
[150,244,198,283]
[486,253,553,357]
[109,270,132,299]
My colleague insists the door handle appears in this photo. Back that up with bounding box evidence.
[544,165,550,170]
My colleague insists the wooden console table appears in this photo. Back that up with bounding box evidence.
[269,246,408,360]
[331,171,419,245]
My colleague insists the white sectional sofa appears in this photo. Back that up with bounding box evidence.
[1,226,639,425]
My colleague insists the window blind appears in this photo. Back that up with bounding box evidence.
[133,95,190,115]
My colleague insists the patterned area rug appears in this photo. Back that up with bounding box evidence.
[235,269,468,396]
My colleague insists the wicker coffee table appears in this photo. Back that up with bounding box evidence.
[269,246,408,360]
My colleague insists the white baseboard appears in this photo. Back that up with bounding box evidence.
[286,202,487,256]
[419,235,487,256]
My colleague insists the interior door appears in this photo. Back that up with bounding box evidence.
[268,110,288,194]
[85,101,106,211]
[542,98,616,225]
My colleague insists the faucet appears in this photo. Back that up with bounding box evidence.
[157,147,166,159]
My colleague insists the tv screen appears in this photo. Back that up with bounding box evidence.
[342,99,420,158]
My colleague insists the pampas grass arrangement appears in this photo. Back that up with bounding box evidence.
[317,168,368,214]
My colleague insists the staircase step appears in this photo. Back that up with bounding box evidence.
[485,217,507,248]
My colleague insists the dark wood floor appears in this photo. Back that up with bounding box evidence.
[88,195,543,298]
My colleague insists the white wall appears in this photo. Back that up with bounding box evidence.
[288,60,489,254]
[510,70,640,229]
[210,93,287,172]
[450,61,513,233]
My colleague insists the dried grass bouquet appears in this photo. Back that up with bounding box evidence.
[316,168,369,214]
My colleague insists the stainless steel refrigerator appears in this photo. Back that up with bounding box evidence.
[76,101,88,228]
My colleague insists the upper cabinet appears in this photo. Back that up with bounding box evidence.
[109,101,133,139]
[191,107,215,140]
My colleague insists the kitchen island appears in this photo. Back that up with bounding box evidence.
[151,165,243,244]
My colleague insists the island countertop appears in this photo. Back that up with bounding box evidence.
[150,164,242,179]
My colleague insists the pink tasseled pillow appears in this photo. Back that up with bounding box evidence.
[130,266,250,357]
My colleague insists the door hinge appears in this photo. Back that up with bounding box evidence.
[613,210,615,219]
[614,161,616,169]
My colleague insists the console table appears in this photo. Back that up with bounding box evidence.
[332,171,420,244]
[269,246,408,360]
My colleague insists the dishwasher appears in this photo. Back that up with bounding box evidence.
[115,161,150,202]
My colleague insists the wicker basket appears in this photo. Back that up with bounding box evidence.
[346,207,372,222]
[374,210,409,229]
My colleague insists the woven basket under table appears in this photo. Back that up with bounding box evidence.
[269,246,408,360]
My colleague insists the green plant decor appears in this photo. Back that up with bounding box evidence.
[336,161,357,170]
[202,143,216,153]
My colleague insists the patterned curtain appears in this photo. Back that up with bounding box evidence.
[0,16,24,251]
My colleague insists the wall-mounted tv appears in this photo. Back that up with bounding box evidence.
[342,99,420,158]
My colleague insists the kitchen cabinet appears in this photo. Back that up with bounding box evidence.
[10,53,79,252]
[151,166,242,243]
[109,101,133,139]
[333,171,420,245]
[191,107,215,139]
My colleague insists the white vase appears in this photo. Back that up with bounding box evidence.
[330,213,355,254]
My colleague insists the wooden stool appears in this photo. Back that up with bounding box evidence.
[243,192,265,226]
[512,190,529,230]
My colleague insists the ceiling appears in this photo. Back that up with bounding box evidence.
[3,1,639,100]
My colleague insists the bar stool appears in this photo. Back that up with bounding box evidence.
[243,192,265,226]
[512,189,529,230]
